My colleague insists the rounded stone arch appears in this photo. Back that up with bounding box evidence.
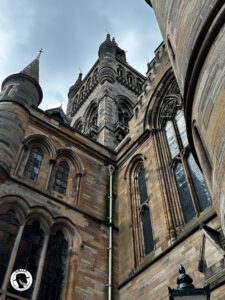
[25,206,55,233]
[50,148,85,201]
[143,68,177,131]
[73,117,83,132]
[55,148,85,175]
[124,153,146,180]
[51,216,83,249]
[117,96,133,114]
[0,195,30,224]
[22,134,56,159]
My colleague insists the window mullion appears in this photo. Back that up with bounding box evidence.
[31,233,50,300]
[173,119,183,152]
[2,224,25,290]
[181,155,200,215]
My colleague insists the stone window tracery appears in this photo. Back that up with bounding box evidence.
[23,147,43,181]
[163,104,211,224]
[0,208,70,300]
[116,102,132,145]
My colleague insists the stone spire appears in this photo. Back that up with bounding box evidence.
[20,49,43,82]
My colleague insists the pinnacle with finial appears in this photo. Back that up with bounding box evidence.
[37,48,43,60]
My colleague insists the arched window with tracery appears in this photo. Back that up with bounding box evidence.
[89,106,98,126]
[54,161,70,195]
[116,101,132,144]
[162,99,211,224]
[23,147,43,181]
[84,103,99,140]
[0,205,71,300]
[130,160,154,266]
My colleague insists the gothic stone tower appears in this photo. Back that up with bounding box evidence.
[0,51,117,299]
[66,34,145,149]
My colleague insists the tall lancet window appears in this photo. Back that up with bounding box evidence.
[164,105,211,224]
[24,147,43,181]
[130,160,154,266]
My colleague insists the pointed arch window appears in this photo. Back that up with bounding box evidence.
[164,108,211,224]
[130,163,154,265]
[90,107,98,126]
[24,147,43,181]
[54,161,70,195]
[0,208,70,300]
[118,108,129,126]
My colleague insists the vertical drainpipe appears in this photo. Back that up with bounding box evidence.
[108,164,115,300]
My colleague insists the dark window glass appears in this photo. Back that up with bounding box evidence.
[123,112,129,126]
[141,206,154,255]
[187,154,211,211]
[174,163,196,223]
[118,108,123,123]
[38,231,68,300]
[8,220,44,298]
[138,168,148,204]
[0,210,19,287]
[24,148,43,181]
[54,162,69,195]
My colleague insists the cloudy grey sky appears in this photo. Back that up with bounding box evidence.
[0,0,162,111]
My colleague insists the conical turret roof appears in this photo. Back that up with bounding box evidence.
[20,50,42,82]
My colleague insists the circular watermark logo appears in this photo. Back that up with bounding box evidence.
[10,269,32,291]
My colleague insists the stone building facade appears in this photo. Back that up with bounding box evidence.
[0,3,225,299]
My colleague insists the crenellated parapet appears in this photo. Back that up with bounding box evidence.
[146,43,169,83]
